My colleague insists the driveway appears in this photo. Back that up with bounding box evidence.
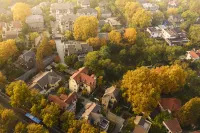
[107,111,125,133]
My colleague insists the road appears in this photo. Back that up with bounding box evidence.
[55,39,65,63]
[0,91,62,133]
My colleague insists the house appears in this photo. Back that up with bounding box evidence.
[77,8,97,17]
[168,15,184,27]
[159,98,181,113]
[31,6,43,15]
[99,0,107,8]
[8,21,22,32]
[25,15,44,31]
[29,70,62,94]
[168,0,178,8]
[58,14,78,33]
[142,3,159,12]
[2,31,18,40]
[77,0,90,8]
[50,2,74,20]
[81,102,110,131]
[186,50,200,60]
[48,92,78,112]
[38,2,50,8]
[102,86,120,110]
[101,9,112,19]
[18,50,35,69]
[69,67,96,94]
[105,17,122,29]
[63,41,93,57]
[161,27,189,46]
[0,8,11,15]
[163,118,182,133]
[146,27,162,38]
[134,116,152,133]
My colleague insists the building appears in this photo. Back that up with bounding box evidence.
[2,31,18,40]
[25,15,44,31]
[133,116,152,133]
[146,27,162,38]
[58,14,78,33]
[142,3,159,12]
[63,41,93,60]
[105,17,122,29]
[161,27,189,46]
[29,70,62,94]
[159,98,181,114]
[77,8,97,17]
[69,67,96,94]
[168,15,184,27]
[81,102,110,131]
[77,0,90,8]
[48,92,78,112]
[31,6,43,15]
[102,86,120,110]
[18,50,35,69]
[168,0,178,8]
[163,118,182,133]
[186,50,200,60]
[50,2,74,20]
[101,9,112,19]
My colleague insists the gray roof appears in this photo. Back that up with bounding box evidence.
[78,0,90,5]
[5,31,18,39]
[104,86,120,98]
[26,15,44,23]
[31,6,43,15]
[51,2,74,10]
[19,50,35,62]
[60,14,78,23]
[77,8,97,14]
[31,71,61,89]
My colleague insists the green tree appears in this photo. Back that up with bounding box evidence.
[73,16,98,41]
[65,54,78,67]
[60,111,75,132]
[29,32,39,41]
[189,24,200,43]
[101,23,112,32]
[181,10,198,30]
[57,87,68,95]
[64,30,74,40]
[152,11,164,26]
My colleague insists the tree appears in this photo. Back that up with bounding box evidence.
[11,3,31,22]
[6,81,31,108]
[101,23,112,32]
[108,30,122,44]
[87,37,102,49]
[122,67,161,115]
[152,65,187,94]
[26,123,49,133]
[115,0,132,12]
[125,2,141,22]
[189,24,200,43]
[189,0,200,15]
[0,72,6,88]
[95,7,101,19]
[152,11,164,26]
[65,54,78,68]
[73,16,98,41]
[124,28,137,44]
[181,10,198,30]
[41,103,60,127]
[0,39,18,66]
[167,8,178,16]
[80,123,98,133]
[14,122,27,133]
[132,9,152,28]
[29,32,39,41]
[175,97,200,127]
[57,87,68,95]
[64,30,74,40]
[60,111,75,132]
[122,117,135,132]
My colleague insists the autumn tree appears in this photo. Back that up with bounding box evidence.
[189,24,200,43]
[175,97,200,127]
[181,10,198,30]
[132,9,152,28]
[122,67,161,115]
[152,11,164,26]
[189,0,200,15]
[11,3,31,22]
[80,123,98,133]
[64,30,74,40]
[0,72,6,89]
[14,122,27,133]
[101,23,112,32]
[26,123,49,133]
[29,32,39,41]
[41,103,60,127]
[60,111,75,132]
[6,81,31,108]
[167,8,178,16]
[0,39,18,66]
[73,16,98,41]
[115,0,132,12]
[152,65,187,94]
[95,7,101,19]
[125,2,141,22]
[86,37,102,49]
[108,30,122,44]
[124,28,137,44]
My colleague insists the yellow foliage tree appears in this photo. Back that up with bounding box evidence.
[115,0,133,12]
[124,28,137,44]
[95,7,101,19]
[122,67,161,116]
[11,3,31,22]
[167,8,178,16]
[125,2,141,22]
[86,37,103,49]
[108,30,122,44]
[73,16,98,41]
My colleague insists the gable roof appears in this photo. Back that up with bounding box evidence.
[60,14,78,23]
[19,50,35,62]
[163,118,182,133]
[189,51,199,59]
[133,125,146,133]
[51,2,74,10]
[134,116,152,133]
[26,15,44,23]
[159,98,181,112]
[82,102,101,118]
[77,8,97,14]
[103,86,119,98]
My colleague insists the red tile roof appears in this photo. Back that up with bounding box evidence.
[163,118,182,133]
[192,131,200,133]
[189,51,199,59]
[48,94,67,109]
[71,67,96,87]
[159,98,181,112]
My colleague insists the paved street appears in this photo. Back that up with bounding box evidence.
[55,39,65,63]
[107,111,125,133]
